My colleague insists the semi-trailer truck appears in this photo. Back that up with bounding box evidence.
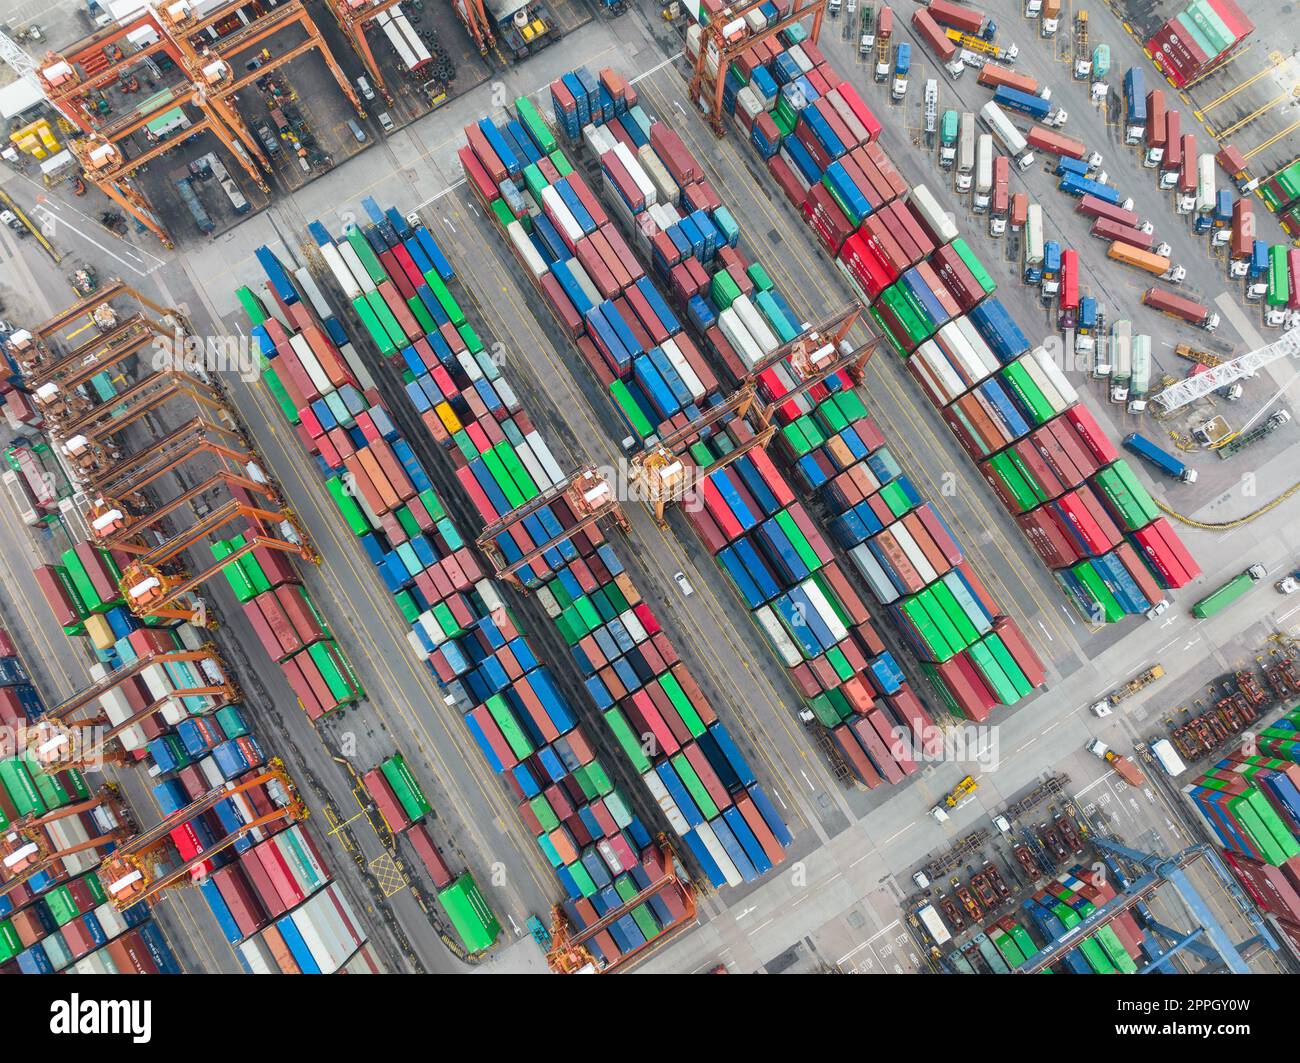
[1192,565,1266,618]
[1059,174,1120,204]
[992,84,1065,126]
[990,154,1009,236]
[1142,287,1219,330]
[1077,195,1141,228]
[973,133,994,213]
[956,111,976,191]
[892,43,911,100]
[1123,432,1197,483]
[1107,241,1185,283]
[1023,202,1043,283]
[939,109,959,168]
[1122,68,1147,144]
[978,100,1034,169]
[1025,126,1086,159]
[976,64,1038,94]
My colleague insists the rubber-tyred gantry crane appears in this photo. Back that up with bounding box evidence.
[475,466,628,587]
[689,0,827,136]
[0,790,132,901]
[25,646,240,770]
[546,836,697,973]
[97,760,306,909]
[630,301,872,524]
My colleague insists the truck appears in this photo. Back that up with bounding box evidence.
[1089,663,1166,715]
[930,774,978,821]
[1123,432,1197,483]
[1040,0,1060,36]
[973,133,994,213]
[944,27,1017,62]
[1091,217,1155,250]
[1059,174,1120,205]
[1072,11,1090,80]
[916,903,952,945]
[1143,287,1219,331]
[1023,202,1044,283]
[1177,134,1198,214]
[978,100,1034,170]
[993,84,1065,126]
[1193,154,1217,233]
[939,109,959,168]
[927,0,992,37]
[892,42,911,100]
[955,111,976,191]
[1086,739,1145,787]
[1122,68,1146,144]
[1010,191,1028,230]
[1075,294,1099,358]
[874,5,894,82]
[1025,126,1085,159]
[1144,90,1166,167]
[990,154,1009,236]
[1092,43,1111,81]
[1150,738,1188,777]
[914,8,959,64]
[1077,195,1140,228]
[1245,239,1270,301]
[976,63,1038,94]
[1191,565,1266,618]
[1217,143,1251,191]
[1041,239,1061,299]
[1128,334,1151,412]
[924,80,939,135]
[1108,241,1185,283]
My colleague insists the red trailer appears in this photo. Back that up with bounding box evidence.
[1059,248,1079,311]
[1143,286,1212,327]
[976,64,1039,95]
[913,8,958,61]
[1179,134,1197,194]
[1010,191,1028,229]
[927,0,987,35]
[1025,126,1086,159]
[1162,111,1182,173]
[1076,194,1140,228]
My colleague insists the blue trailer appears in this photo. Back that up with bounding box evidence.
[1055,156,1090,179]
[1078,295,1098,331]
[1123,432,1197,483]
[1043,241,1062,278]
[992,85,1050,121]
[1248,239,1269,279]
[1059,174,1121,205]
[1123,68,1147,143]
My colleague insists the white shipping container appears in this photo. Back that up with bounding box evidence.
[199,754,225,790]
[418,610,447,647]
[512,436,552,490]
[393,11,430,64]
[736,86,764,124]
[936,322,988,385]
[317,243,361,300]
[891,523,940,585]
[718,307,765,368]
[641,769,691,834]
[377,11,418,70]
[612,142,657,208]
[542,185,584,245]
[563,256,601,308]
[754,604,803,667]
[336,239,377,293]
[620,608,648,644]
[778,147,812,191]
[507,220,546,277]
[584,122,616,158]
[801,580,849,641]
[96,685,145,751]
[662,337,705,400]
[908,184,960,244]
[524,431,565,485]
[238,936,277,974]
[787,44,813,74]
[1030,345,1079,405]
[732,294,779,355]
[955,315,1001,375]
[94,902,128,941]
[1018,351,1067,413]
[693,822,743,887]
[596,838,626,875]
[406,629,428,657]
[824,89,869,146]
[494,375,522,414]
[289,334,332,395]
[915,340,966,401]
[636,144,679,206]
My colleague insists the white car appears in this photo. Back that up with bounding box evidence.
[1146,599,1169,619]
[1089,699,1113,718]
[911,869,931,889]
[673,571,694,596]
[992,814,1011,834]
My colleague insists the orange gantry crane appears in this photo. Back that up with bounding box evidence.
[630,301,872,524]
[97,760,306,909]
[546,837,697,973]
[25,646,240,771]
[476,466,628,586]
[1,790,133,901]
[320,0,439,101]
[37,0,360,244]
[689,0,827,135]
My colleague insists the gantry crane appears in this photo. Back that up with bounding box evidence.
[689,0,827,136]
[547,836,696,973]
[97,760,306,909]
[630,302,873,524]
[475,466,628,587]
[1016,838,1277,974]
[1,790,132,901]
[24,647,239,771]
[320,0,433,101]
[87,417,257,505]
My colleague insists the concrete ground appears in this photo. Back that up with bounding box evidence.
[1,0,1298,974]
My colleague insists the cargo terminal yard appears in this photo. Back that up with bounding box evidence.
[0,0,1299,984]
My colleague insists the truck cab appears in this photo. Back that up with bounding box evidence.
[892,43,911,100]
[860,32,874,56]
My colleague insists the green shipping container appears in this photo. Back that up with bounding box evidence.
[952,238,997,295]
[437,873,501,952]
[381,752,432,822]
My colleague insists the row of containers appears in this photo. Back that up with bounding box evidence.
[466,62,1044,786]
[1181,705,1300,955]
[0,624,180,974]
[26,547,384,972]
[240,198,790,962]
[1256,159,1300,236]
[941,868,1146,974]
[1145,0,1254,90]
[361,753,503,952]
[671,12,1203,621]
[17,343,389,966]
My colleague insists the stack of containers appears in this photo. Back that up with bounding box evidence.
[190,821,379,974]
[34,539,127,639]
[1146,0,1254,89]
[362,752,434,834]
[0,628,44,726]
[213,534,363,717]
[292,206,792,896]
[544,67,1049,744]
[1021,869,1145,974]
[463,85,724,445]
[246,218,759,965]
[1184,743,1300,868]
[704,8,1205,623]
[1257,159,1300,232]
